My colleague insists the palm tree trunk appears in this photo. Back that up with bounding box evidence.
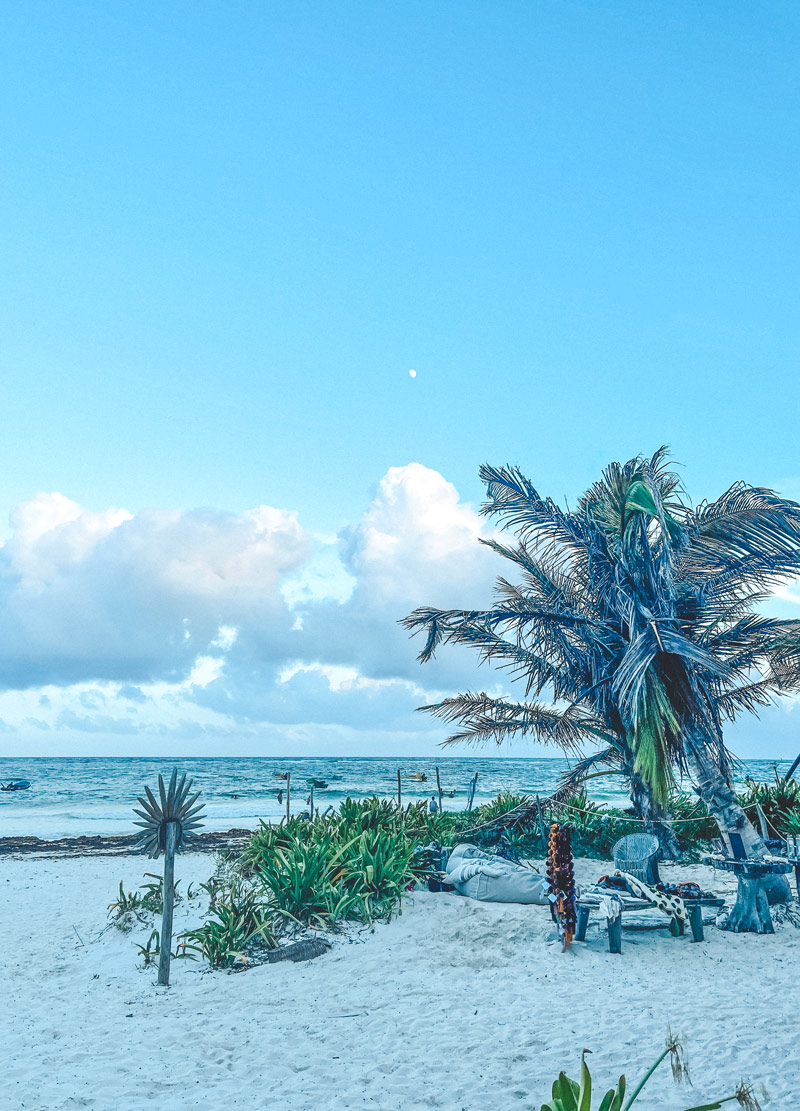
[628,769,681,859]
[686,735,790,904]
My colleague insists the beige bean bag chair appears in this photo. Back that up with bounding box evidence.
[443,843,549,905]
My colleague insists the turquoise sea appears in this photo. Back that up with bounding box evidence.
[0,755,793,840]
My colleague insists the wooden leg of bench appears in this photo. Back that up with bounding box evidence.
[575,905,590,942]
[607,915,622,954]
[688,904,704,942]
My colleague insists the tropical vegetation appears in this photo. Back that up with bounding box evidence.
[121,773,800,969]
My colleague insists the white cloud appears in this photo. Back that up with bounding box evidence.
[0,495,311,690]
[0,464,507,754]
[297,463,500,682]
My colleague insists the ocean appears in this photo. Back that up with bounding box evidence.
[0,755,792,840]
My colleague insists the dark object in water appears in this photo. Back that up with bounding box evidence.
[306,778,328,789]
[1,780,31,792]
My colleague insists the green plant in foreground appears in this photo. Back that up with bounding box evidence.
[108,881,142,916]
[198,876,226,909]
[542,1034,761,1111]
[135,929,160,967]
[257,834,361,928]
[138,873,182,914]
[108,881,146,930]
[180,886,276,969]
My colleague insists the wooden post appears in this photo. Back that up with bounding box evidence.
[157,821,178,986]
[535,794,547,846]
[688,904,704,942]
[435,766,443,814]
[466,772,478,812]
[286,771,291,821]
[397,768,402,808]
[309,784,314,817]
[575,904,590,942]
[606,914,622,954]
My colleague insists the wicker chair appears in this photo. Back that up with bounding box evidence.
[613,832,661,885]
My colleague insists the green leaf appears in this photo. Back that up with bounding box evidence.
[578,1052,592,1111]
[552,1073,579,1111]
[679,1099,736,1111]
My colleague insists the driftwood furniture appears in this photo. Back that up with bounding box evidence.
[574,893,724,953]
[708,854,793,934]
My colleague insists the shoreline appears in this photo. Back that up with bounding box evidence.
[0,827,254,859]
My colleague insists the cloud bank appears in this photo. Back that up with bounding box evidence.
[0,465,503,755]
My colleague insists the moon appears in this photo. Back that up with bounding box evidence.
[409,369,417,378]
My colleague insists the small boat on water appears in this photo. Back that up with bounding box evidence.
[1,780,31,792]
[306,778,328,789]
[272,771,290,780]
[407,773,428,782]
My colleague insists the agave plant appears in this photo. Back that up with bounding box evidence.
[402,450,800,880]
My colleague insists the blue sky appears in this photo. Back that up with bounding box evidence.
[1,2,799,757]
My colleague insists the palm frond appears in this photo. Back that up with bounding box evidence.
[549,746,627,803]
[419,692,610,751]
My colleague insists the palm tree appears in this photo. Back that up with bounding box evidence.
[402,450,800,893]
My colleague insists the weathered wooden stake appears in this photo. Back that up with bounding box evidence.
[286,771,291,821]
[435,766,443,813]
[309,784,314,817]
[688,904,704,942]
[575,904,590,942]
[157,821,178,986]
[397,768,402,807]
[535,794,547,845]
[466,772,479,811]
[607,914,622,954]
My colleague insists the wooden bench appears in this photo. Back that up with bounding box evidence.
[575,893,724,953]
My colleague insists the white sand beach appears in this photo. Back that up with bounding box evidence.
[3,852,798,1111]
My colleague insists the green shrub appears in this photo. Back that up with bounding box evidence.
[256,833,359,928]
[180,885,275,969]
[738,772,800,838]
[339,827,419,921]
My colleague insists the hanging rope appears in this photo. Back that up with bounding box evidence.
[457,795,713,838]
